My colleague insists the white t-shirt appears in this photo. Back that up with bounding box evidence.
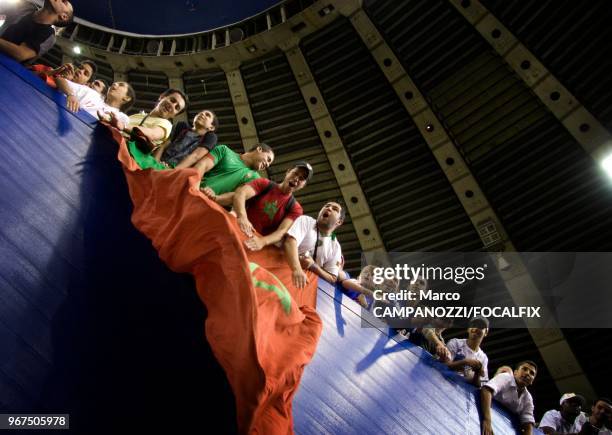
[65,80,103,116]
[446,338,489,383]
[99,104,130,126]
[64,81,129,125]
[286,215,342,278]
[539,410,587,433]
[483,372,535,424]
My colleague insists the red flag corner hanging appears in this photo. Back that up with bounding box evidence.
[108,125,323,434]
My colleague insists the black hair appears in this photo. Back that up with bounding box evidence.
[197,110,219,130]
[594,397,612,406]
[78,60,97,82]
[55,13,73,28]
[95,79,108,93]
[121,83,136,112]
[249,142,273,153]
[210,110,219,130]
[44,0,74,27]
[514,360,538,372]
[332,199,346,221]
[159,88,189,115]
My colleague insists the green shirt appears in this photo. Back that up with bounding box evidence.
[201,145,260,194]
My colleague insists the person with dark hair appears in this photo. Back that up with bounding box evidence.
[232,161,312,251]
[197,143,274,198]
[445,317,489,386]
[155,110,219,168]
[409,322,452,362]
[98,81,135,122]
[56,69,134,121]
[110,89,187,150]
[481,360,538,435]
[539,393,588,434]
[579,398,612,435]
[89,79,108,96]
[283,201,345,288]
[0,0,73,62]
[73,60,96,84]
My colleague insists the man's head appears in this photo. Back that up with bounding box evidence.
[44,0,73,27]
[193,110,218,132]
[73,60,96,84]
[106,81,135,111]
[513,360,537,388]
[316,201,345,232]
[246,143,274,171]
[590,397,612,427]
[467,316,489,340]
[154,89,188,119]
[559,393,585,423]
[280,161,312,194]
[89,79,107,95]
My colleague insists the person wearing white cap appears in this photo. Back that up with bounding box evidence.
[539,393,587,434]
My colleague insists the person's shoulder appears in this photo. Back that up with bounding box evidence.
[248,177,270,190]
[295,215,315,224]
[291,199,304,214]
[332,236,342,252]
[486,371,512,387]
[447,337,462,347]
[539,409,561,428]
[540,409,560,419]
[213,144,232,155]
[129,112,146,122]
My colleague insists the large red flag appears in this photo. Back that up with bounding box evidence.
[109,126,322,434]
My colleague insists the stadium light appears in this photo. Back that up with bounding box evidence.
[73,45,81,54]
[602,153,612,179]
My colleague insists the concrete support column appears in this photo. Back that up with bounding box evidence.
[448,0,612,162]
[220,61,260,152]
[280,37,385,253]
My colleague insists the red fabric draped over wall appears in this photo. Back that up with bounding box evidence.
[110,127,322,434]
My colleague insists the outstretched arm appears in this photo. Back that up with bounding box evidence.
[245,218,294,251]
[55,76,81,112]
[0,39,36,63]
[341,279,374,297]
[194,155,216,180]
[233,184,257,236]
[480,387,494,435]
[284,236,308,289]
[300,257,336,285]
[175,147,210,169]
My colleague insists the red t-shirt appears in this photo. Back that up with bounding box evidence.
[246,178,303,236]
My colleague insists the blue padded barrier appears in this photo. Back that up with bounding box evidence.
[0,54,541,434]
[0,55,236,434]
[294,282,542,434]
